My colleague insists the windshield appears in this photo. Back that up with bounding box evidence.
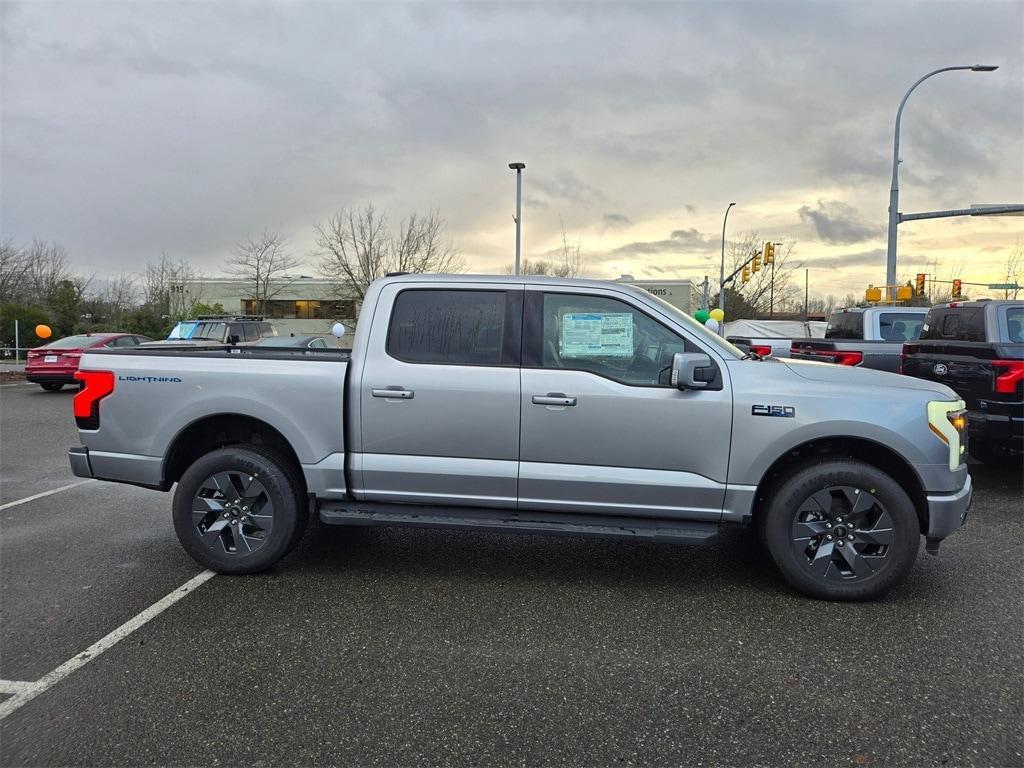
[635,290,746,359]
[42,334,111,349]
[168,321,198,340]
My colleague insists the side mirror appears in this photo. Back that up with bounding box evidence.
[331,322,346,339]
[671,352,714,390]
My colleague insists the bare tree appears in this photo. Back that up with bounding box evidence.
[315,205,462,301]
[20,239,77,304]
[724,231,800,317]
[224,231,301,315]
[504,217,585,277]
[1000,239,1023,299]
[144,253,206,317]
[0,239,30,303]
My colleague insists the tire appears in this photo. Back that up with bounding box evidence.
[172,445,308,574]
[40,382,64,392]
[761,460,920,601]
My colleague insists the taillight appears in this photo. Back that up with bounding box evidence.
[73,370,115,429]
[750,345,772,357]
[992,360,1024,394]
[833,351,863,366]
[27,351,39,359]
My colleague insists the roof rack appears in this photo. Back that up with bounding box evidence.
[195,315,267,321]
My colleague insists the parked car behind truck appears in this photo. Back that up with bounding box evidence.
[789,306,928,372]
[26,333,152,391]
[901,299,1024,466]
[67,275,972,601]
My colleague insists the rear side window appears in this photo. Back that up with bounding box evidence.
[878,312,925,341]
[387,289,520,366]
[920,307,986,342]
[106,336,137,348]
[1002,306,1024,343]
[259,322,276,338]
[825,311,863,339]
[241,324,260,342]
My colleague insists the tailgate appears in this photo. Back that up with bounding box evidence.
[901,341,1005,409]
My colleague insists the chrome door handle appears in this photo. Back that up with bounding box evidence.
[372,387,414,399]
[532,393,577,407]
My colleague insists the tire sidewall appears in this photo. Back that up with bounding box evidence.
[173,447,300,574]
[763,460,920,601]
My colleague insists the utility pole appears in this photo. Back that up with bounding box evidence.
[804,269,809,321]
[509,162,525,274]
[719,203,736,311]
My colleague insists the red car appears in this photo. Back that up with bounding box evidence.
[26,333,152,391]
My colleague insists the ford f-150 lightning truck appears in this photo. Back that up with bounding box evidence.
[68,275,972,600]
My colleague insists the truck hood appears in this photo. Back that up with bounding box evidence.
[781,358,958,399]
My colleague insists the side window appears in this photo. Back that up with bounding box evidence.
[107,336,135,348]
[241,324,260,342]
[825,311,864,339]
[227,324,243,342]
[386,289,518,366]
[259,322,275,338]
[1003,306,1024,343]
[879,312,925,341]
[540,293,691,386]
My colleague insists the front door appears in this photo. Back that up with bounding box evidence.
[355,283,523,508]
[518,287,733,521]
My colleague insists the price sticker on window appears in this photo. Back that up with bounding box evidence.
[560,313,633,357]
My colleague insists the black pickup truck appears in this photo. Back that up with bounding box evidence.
[789,307,928,373]
[901,300,1024,466]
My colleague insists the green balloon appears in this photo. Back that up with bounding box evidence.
[694,309,710,323]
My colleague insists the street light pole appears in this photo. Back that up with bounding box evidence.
[719,202,736,311]
[509,162,525,274]
[886,64,998,299]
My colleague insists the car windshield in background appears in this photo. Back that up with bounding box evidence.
[43,335,111,348]
[1002,305,1024,343]
[825,311,863,339]
[189,322,228,341]
[879,312,925,341]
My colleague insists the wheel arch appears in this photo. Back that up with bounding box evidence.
[163,413,305,493]
[751,436,928,534]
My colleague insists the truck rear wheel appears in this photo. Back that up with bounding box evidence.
[760,460,919,601]
[172,446,307,574]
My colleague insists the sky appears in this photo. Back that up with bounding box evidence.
[1,0,1022,301]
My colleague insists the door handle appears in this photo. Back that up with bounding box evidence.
[372,387,414,400]
[532,393,577,407]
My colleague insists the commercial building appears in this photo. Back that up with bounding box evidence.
[176,277,357,335]
[616,276,695,314]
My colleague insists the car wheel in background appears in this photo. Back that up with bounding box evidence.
[172,445,308,574]
[761,460,919,601]
[40,382,64,391]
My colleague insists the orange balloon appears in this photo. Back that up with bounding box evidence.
[35,324,52,339]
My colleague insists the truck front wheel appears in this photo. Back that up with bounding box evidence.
[172,446,308,574]
[760,460,920,601]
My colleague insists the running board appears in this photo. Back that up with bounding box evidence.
[318,502,720,545]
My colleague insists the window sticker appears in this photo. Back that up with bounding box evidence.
[560,313,633,357]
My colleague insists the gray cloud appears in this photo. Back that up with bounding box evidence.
[797,200,884,245]
[803,249,886,269]
[602,212,632,230]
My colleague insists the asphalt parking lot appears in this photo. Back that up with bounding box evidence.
[1,381,1021,767]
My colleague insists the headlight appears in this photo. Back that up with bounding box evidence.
[927,400,967,471]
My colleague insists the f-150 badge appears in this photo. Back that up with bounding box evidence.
[752,405,795,418]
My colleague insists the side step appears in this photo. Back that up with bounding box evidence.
[319,502,719,545]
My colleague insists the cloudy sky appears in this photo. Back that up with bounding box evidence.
[2,0,1021,299]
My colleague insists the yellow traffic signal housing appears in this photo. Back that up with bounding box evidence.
[896,285,913,301]
[915,273,926,297]
[742,266,750,283]
[865,286,882,302]
[764,242,775,264]
[952,279,962,299]
[751,254,761,273]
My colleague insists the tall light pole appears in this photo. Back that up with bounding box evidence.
[509,162,525,274]
[719,202,736,311]
[886,64,998,298]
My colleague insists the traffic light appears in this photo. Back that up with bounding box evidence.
[915,273,926,297]
[865,286,882,302]
[764,242,775,264]
[751,253,761,273]
[952,279,962,299]
[897,284,913,301]
[742,266,750,283]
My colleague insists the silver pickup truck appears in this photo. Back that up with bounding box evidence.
[789,306,929,372]
[68,275,972,600]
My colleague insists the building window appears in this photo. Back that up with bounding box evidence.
[240,299,356,319]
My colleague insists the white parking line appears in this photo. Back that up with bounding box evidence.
[0,569,216,720]
[0,480,94,511]
[0,680,32,694]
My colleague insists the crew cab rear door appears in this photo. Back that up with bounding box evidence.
[354,282,523,508]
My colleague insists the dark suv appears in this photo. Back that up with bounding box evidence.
[143,316,277,347]
[901,300,1023,465]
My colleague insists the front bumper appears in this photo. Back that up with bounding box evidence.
[924,473,972,554]
[968,407,1024,448]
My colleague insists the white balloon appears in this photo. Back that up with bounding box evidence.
[331,322,346,338]
[704,318,720,334]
